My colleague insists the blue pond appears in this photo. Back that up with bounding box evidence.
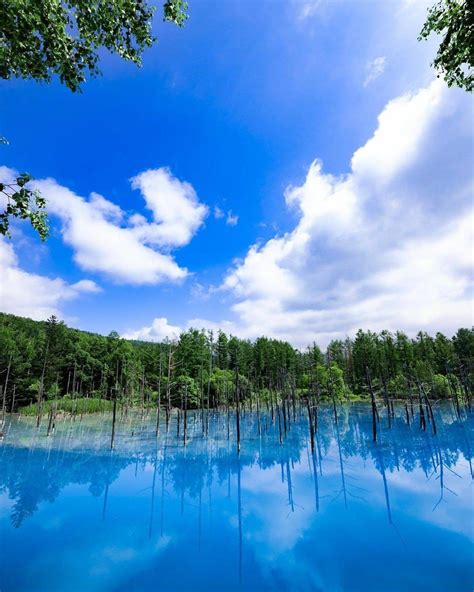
[0,404,473,591]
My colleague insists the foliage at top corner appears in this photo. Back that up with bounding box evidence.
[0,1,188,241]
[419,0,474,92]
[0,0,189,93]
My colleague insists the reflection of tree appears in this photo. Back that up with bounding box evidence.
[0,404,471,528]
[0,445,129,527]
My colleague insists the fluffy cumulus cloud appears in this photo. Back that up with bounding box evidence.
[122,317,182,342]
[121,315,241,343]
[0,239,101,319]
[18,167,207,286]
[0,166,208,321]
[130,168,208,248]
[214,80,473,347]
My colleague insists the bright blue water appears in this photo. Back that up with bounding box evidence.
[0,404,473,592]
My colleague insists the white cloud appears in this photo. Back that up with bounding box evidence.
[214,205,239,226]
[0,239,101,320]
[88,192,124,224]
[31,176,188,286]
[351,80,445,182]
[364,56,387,87]
[212,79,474,347]
[1,166,208,287]
[122,314,243,343]
[130,168,208,248]
[226,210,239,226]
[214,206,225,219]
[71,279,102,294]
[122,317,182,342]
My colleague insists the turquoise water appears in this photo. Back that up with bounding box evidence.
[0,404,473,591]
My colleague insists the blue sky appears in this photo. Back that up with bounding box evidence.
[0,0,472,347]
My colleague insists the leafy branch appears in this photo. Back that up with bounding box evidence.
[0,174,49,240]
[419,0,474,91]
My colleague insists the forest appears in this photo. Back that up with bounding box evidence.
[0,312,472,416]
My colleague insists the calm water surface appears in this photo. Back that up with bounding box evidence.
[0,404,473,592]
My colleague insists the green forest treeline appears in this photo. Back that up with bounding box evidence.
[0,312,472,412]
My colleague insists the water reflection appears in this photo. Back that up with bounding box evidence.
[0,405,472,591]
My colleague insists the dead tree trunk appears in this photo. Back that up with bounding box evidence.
[1,353,12,426]
[166,344,172,432]
[420,381,437,436]
[156,354,163,437]
[366,366,377,442]
[381,372,392,429]
[256,393,261,436]
[0,386,5,429]
[459,366,471,411]
[37,342,49,428]
[235,367,241,454]
[417,381,426,431]
[306,398,315,453]
[183,383,188,446]
[10,385,16,414]
[111,389,117,449]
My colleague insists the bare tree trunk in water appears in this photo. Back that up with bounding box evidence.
[235,367,241,454]
[37,343,49,428]
[205,331,213,437]
[46,405,55,436]
[0,387,5,430]
[282,391,287,438]
[166,344,172,432]
[418,380,426,431]
[365,366,377,442]
[111,389,117,449]
[306,398,315,453]
[459,365,471,411]
[10,385,16,414]
[381,372,392,429]
[156,354,162,437]
[256,394,261,436]
[1,353,11,426]
[420,381,437,436]
[405,368,415,420]
[276,402,282,445]
[183,383,188,446]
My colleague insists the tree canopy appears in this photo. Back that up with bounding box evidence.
[420,0,474,91]
[0,312,472,411]
[0,0,188,92]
